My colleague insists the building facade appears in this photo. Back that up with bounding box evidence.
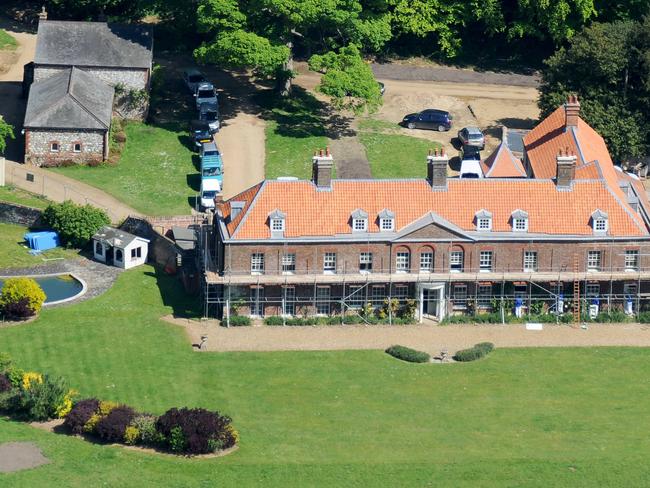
[205,99,650,322]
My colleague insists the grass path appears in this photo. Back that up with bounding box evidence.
[1,266,650,485]
[0,186,50,209]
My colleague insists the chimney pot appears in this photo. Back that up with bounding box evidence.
[556,148,577,190]
[38,6,47,21]
[312,149,334,190]
[564,94,580,129]
[427,150,448,191]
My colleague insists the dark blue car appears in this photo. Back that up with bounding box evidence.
[402,109,452,132]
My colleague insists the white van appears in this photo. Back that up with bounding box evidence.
[199,178,221,211]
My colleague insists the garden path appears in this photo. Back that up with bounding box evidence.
[167,317,650,355]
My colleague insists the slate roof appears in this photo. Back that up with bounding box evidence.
[93,226,148,248]
[24,67,114,130]
[34,20,153,69]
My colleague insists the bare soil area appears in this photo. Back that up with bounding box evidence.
[0,441,49,473]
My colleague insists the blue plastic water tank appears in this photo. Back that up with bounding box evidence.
[23,231,60,251]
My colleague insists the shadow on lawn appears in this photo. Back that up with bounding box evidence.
[146,267,201,319]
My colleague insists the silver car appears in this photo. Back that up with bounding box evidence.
[194,82,218,109]
[457,126,485,149]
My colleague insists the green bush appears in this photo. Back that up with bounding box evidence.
[638,312,650,323]
[42,200,110,248]
[385,345,430,363]
[131,414,163,446]
[264,316,285,326]
[454,342,496,362]
[0,277,46,317]
[18,374,70,421]
[226,315,251,326]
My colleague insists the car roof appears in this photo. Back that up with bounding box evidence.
[200,101,218,111]
[201,179,221,190]
[202,141,218,152]
[196,82,214,90]
[421,109,449,115]
[464,126,483,135]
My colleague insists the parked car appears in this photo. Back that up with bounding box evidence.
[194,82,218,109]
[200,141,223,186]
[199,102,219,133]
[191,120,213,149]
[459,145,483,178]
[457,126,485,149]
[402,109,452,131]
[182,68,206,94]
[199,178,221,211]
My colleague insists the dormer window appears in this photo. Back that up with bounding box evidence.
[268,209,286,234]
[475,210,492,232]
[378,209,395,232]
[351,209,368,232]
[511,209,528,232]
[591,210,608,234]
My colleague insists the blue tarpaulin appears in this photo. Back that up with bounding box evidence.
[24,231,60,252]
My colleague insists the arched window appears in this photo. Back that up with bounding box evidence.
[115,249,123,262]
[449,246,464,272]
[95,241,103,255]
[395,247,411,273]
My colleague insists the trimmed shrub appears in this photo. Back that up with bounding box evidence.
[17,374,70,421]
[95,405,136,443]
[454,342,496,362]
[42,200,110,248]
[124,426,140,445]
[264,316,284,326]
[131,414,163,446]
[64,398,100,435]
[0,278,46,318]
[385,345,430,363]
[226,315,251,326]
[0,374,11,393]
[343,315,363,325]
[157,407,236,455]
[638,311,650,323]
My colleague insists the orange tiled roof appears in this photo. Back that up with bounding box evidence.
[481,142,526,177]
[228,179,646,239]
[221,182,263,235]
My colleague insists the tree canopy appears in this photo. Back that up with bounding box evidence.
[0,117,14,154]
[539,19,650,161]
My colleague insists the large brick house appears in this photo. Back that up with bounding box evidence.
[205,97,650,321]
[23,10,153,166]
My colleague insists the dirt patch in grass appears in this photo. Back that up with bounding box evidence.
[0,441,49,473]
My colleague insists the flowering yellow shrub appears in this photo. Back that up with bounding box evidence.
[124,426,140,445]
[83,413,102,433]
[56,389,77,418]
[98,401,119,416]
[22,372,43,390]
[225,424,240,445]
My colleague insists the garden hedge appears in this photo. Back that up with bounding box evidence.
[454,342,496,362]
[385,345,430,363]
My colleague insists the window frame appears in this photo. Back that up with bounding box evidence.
[380,218,394,231]
[593,218,608,233]
[452,283,468,310]
[449,250,464,272]
[251,252,265,274]
[624,250,639,272]
[73,142,82,153]
[477,217,492,231]
[479,251,493,272]
[347,285,364,309]
[395,251,410,273]
[477,284,492,308]
[50,141,60,153]
[270,218,285,232]
[282,286,295,316]
[371,285,385,305]
[513,217,528,232]
[587,250,602,272]
[315,286,330,315]
[323,252,337,274]
[419,251,434,272]
[352,218,368,232]
[281,253,296,274]
[523,251,538,272]
[359,252,373,273]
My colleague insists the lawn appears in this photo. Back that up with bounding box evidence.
[0,186,50,209]
[0,223,79,269]
[258,88,329,180]
[0,29,17,50]
[52,122,196,216]
[1,266,650,486]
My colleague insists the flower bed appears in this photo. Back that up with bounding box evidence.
[0,353,238,456]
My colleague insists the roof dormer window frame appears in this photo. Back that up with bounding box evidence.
[351,209,368,232]
[591,209,608,235]
[511,209,529,232]
[268,209,286,234]
[378,208,395,232]
[475,209,492,232]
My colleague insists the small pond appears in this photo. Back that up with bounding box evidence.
[0,274,84,305]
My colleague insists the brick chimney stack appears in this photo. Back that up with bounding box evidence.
[556,146,577,190]
[38,6,48,22]
[312,147,334,190]
[427,148,448,190]
[564,94,580,129]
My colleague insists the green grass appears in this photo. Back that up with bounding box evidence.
[0,186,50,209]
[361,132,442,178]
[2,266,650,485]
[0,223,80,269]
[0,29,17,50]
[357,118,400,132]
[52,123,196,215]
[257,88,329,180]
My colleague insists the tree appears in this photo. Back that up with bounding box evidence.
[539,20,650,161]
[309,45,382,113]
[42,201,111,248]
[194,0,390,95]
[0,117,14,154]
[0,278,46,318]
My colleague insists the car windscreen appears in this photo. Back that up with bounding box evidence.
[202,191,217,199]
[203,112,218,121]
[468,133,483,140]
[203,150,220,156]
[203,167,222,176]
[189,75,204,83]
[198,89,214,98]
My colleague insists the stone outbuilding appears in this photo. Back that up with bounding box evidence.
[23,67,114,166]
[92,226,149,270]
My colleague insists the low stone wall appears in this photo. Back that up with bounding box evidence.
[121,216,180,271]
[147,215,204,238]
[0,201,43,227]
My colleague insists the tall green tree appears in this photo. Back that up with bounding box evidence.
[194,0,390,95]
[0,117,14,154]
[539,20,649,161]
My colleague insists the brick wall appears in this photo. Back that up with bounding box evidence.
[220,239,650,276]
[121,216,181,270]
[25,129,105,167]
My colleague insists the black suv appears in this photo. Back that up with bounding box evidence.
[402,109,452,131]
